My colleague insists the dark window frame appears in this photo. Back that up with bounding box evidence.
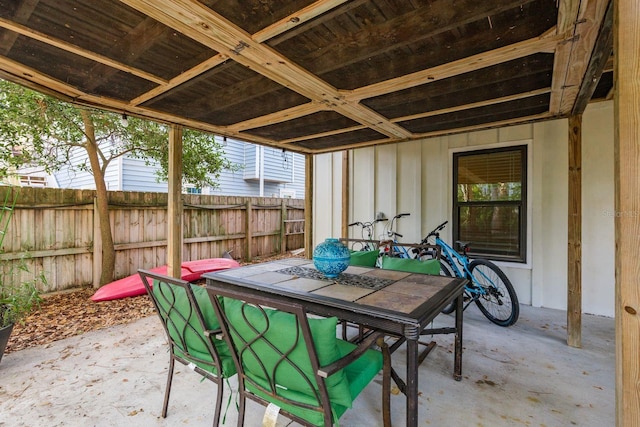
[452,145,527,263]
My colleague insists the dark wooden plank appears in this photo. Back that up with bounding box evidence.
[292,128,389,150]
[318,2,557,90]
[363,53,554,118]
[143,62,309,126]
[572,0,613,114]
[273,0,554,89]
[199,0,317,35]
[242,111,359,140]
[399,93,550,133]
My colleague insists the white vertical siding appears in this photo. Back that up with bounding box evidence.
[313,101,616,317]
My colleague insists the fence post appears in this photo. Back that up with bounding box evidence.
[245,200,252,262]
[281,199,287,254]
[92,197,102,289]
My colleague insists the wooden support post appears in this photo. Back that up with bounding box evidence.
[92,197,102,289]
[280,199,287,254]
[567,114,582,348]
[167,125,183,279]
[305,154,314,259]
[342,150,350,238]
[614,0,640,424]
[245,200,253,262]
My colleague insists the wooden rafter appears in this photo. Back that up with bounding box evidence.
[550,0,610,115]
[0,17,167,85]
[0,0,614,154]
[120,0,411,139]
[347,35,562,103]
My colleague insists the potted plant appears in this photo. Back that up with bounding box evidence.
[0,270,42,362]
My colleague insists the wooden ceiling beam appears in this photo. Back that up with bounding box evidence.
[411,112,555,142]
[252,0,349,43]
[228,102,328,132]
[84,17,170,91]
[129,53,228,105]
[131,0,349,106]
[121,0,411,139]
[0,16,167,85]
[280,124,369,145]
[572,0,613,114]
[0,55,313,154]
[294,0,539,76]
[0,0,38,55]
[346,34,563,102]
[393,88,552,123]
[306,110,555,154]
[268,0,370,46]
[269,89,552,145]
[550,0,610,115]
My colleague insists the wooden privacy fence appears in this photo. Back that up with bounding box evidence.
[0,186,305,293]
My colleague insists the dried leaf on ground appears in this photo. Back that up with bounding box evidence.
[5,288,155,353]
[5,253,300,353]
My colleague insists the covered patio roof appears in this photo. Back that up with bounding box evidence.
[1,1,638,426]
[0,0,612,154]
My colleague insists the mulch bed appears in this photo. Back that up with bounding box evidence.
[5,288,155,353]
[5,252,301,354]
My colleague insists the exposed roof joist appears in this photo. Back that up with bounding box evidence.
[0,0,613,153]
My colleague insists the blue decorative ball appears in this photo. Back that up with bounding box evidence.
[313,238,351,278]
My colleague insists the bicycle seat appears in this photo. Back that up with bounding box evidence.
[455,241,470,253]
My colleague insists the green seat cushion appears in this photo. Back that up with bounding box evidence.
[222,297,354,410]
[242,327,383,426]
[234,301,383,426]
[349,249,379,267]
[381,256,440,275]
[153,280,235,377]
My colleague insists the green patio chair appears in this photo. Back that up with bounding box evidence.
[138,270,236,426]
[206,284,392,427]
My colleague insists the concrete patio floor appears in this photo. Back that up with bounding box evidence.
[0,304,614,427]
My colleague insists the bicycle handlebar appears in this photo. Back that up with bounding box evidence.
[349,217,387,228]
[392,213,410,219]
[424,220,448,240]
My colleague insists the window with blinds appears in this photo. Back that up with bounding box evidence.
[453,145,526,262]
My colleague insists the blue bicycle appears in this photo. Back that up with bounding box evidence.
[421,221,519,327]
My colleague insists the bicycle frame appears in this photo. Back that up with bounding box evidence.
[348,218,386,251]
[383,213,414,258]
[433,236,489,298]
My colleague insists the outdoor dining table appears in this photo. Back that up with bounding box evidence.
[203,257,467,427]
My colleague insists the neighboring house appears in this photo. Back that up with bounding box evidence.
[314,100,615,319]
[21,137,305,198]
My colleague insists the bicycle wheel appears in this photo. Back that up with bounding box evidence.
[468,259,519,327]
[438,259,458,314]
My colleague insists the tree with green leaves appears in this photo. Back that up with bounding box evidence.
[0,79,234,286]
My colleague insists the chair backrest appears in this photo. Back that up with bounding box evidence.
[339,238,389,267]
[206,284,382,426]
[379,242,441,274]
[138,269,234,378]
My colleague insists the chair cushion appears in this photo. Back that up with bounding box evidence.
[381,256,440,275]
[349,249,379,267]
[243,339,383,426]
[153,280,234,376]
[222,297,354,409]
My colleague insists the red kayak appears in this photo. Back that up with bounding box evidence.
[91,258,240,302]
